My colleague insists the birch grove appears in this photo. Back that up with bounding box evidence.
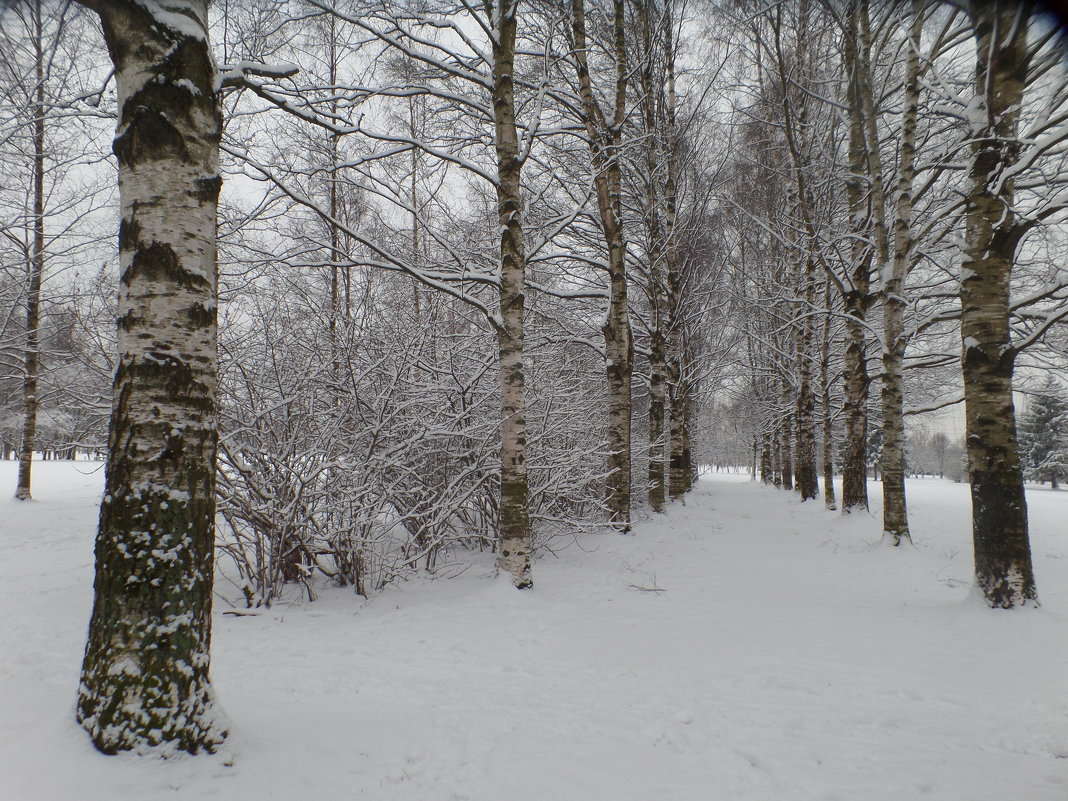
[1,0,1067,756]
[720,0,1068,605]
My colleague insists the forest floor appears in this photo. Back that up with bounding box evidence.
[1,460,1066,800]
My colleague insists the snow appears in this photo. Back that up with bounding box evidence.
[133,1,208,42]
[1,461,1066,800]
[215,60,299,91]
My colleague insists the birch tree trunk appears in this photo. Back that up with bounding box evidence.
[772,421,782,487]
[770,0,818,502]
[15,0,45,501]
[668,367,691,498]
[647,313,667,512]
[839,1,873,513]
[960,0,1037,608]
[327,20,343,385]
[638,0,667,513]
[74,0,227,754]
[780,413,794,491]
[879,1,922,546]
[820,281,837,510]
[794,256,819,501]
[661,4,692,502]
[492,0,533,587]
[777,376,794,491]
[600,0,634,529]
[761,428,773,484]
[571,0,633,530]
[840,293,869,511]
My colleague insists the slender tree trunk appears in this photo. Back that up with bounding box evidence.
[647,329,667,511]
[840,293,869,511]
[778,376,794,491]
[761,428,773,484]
[74,0,226,753]
[572,0,632,529]
[794,257,819,501]
[492,0,532,587]
[770,0,818,502]
[665,256,691,499]
[668,373,691,498]
[880,309,909,540]
[795,370,818,499]
[16,0,46,501]
[961,1,1037,607]
[781,416,794,491]
[821,282,837,510]
[602,0,633,527]
[839,3,872,513]
[638,0,666,513]
[772,420,782,487]
[661,5,690,502]
[328,155,342,382]
[874,0,919,546]
[603,244,633,525]
[327,23,343,385]
[683,381,696,489]
[402,63,425,321]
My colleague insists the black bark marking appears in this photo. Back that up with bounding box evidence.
[125,241,211,290]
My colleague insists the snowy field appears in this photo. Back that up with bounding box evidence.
[1,460,1066,801]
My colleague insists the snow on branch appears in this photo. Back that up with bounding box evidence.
[218,60,299,91]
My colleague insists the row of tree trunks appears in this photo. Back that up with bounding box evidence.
[791,0,1038,607]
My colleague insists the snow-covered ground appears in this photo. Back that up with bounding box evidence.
[1,460,1065,800]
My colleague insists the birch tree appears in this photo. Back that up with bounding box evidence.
[8,0,47,500]
[73,0,228,753]
[850,0,954,545]
[491,0,534,584]
[0,0,110,496]
[661,1,695,501]
[225,0,545,586]
[838,0,875,513]
[568,0,634,529]
[634,0,669,513]
[958,0,1040,607]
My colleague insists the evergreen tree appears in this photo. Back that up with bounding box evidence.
[867,427,883,480]
[1018,377,1068,489]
